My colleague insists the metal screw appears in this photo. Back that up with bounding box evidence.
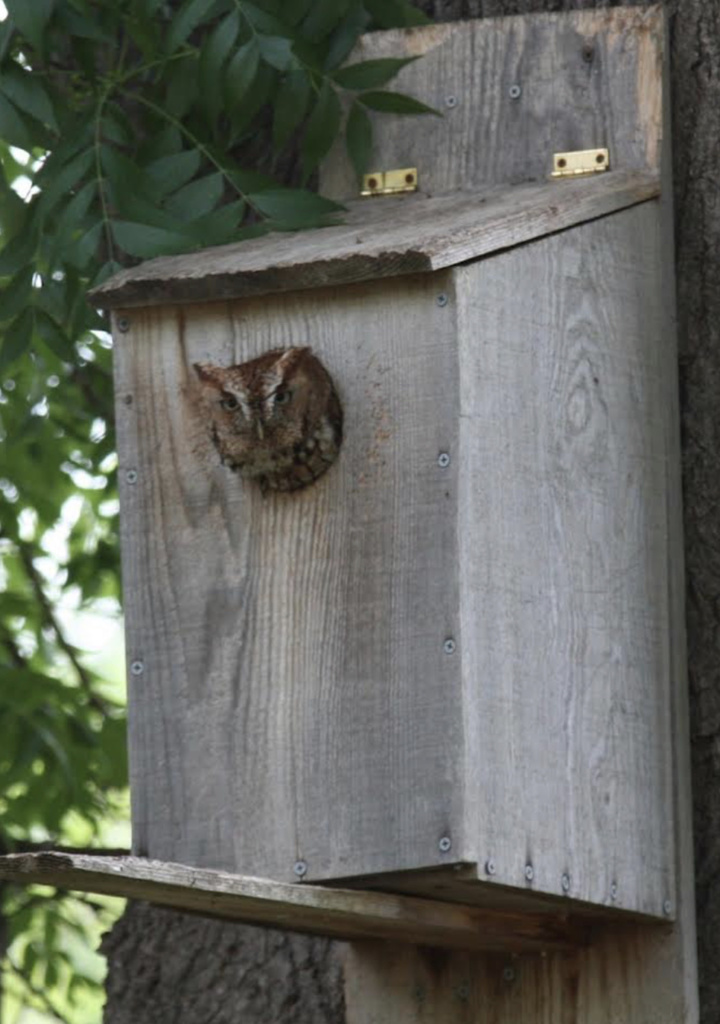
[293,860,307,878]
[610,882,618,901]
[438,836,452,853]
[455,982,470,1001]
[445,94,458,108]
[503,967,516,983]
[509,84,522,100]
[436,293,448,307]
[116,316,131,333]
[130,660,144,676]
[437,452,451,468]
[663,899,672,916]
[443,638,456,655]
[561,873,570,893]
[524,863,534,882]
[125,469,138,484]
[485,858,496,876]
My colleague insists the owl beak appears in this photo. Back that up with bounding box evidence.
[255,420,265,441]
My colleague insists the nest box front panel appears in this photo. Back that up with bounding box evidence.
[113,273,467,883]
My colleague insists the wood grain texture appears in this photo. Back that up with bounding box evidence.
[321,5,664,200]
[114,273,465,886]
[89,171,658,310]
[0,853,586,953]
[456,202,674,918]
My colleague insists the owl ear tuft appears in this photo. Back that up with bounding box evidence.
[272,347,311,376]
[193,362,226,390]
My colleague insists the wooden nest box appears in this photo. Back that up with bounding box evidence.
[94,7,688,929]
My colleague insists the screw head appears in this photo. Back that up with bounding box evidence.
[130,660,144,676]
[455,981,469,1001]
[125,469,138,484]
[445,94,458,108]
[503,966,516,983]
[443,638,456,655]
[524,863,534,882]
[663,899,672,916]
[436,293,448,307]
[438,836,452,853]
[485,858,496,876]
[293,860,307,878]
[509,84,522,100]
[437,452,451,468]
[116,316,131,333]
[561,873,570,892]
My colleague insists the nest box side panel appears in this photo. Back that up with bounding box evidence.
[112,274,466,883]
[456,200,674,917]
[321,6,663,200]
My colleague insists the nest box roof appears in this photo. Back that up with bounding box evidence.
[90,170,657,310]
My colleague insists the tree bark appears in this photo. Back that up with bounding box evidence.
[103,1,720,1021]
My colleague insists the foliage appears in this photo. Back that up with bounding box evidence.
[0,0,433,1019]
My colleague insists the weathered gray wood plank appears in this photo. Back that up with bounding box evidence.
[90,170,657,310]
[0,853,585,953]
[114,273,465,887]
[456,201,674,918]
[321,6,664,200]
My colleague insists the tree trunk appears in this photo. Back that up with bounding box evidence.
[102,1,720,1020]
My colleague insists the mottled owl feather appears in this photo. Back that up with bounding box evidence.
[193,347,343,492]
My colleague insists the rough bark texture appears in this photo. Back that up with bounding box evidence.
[100,902,345,1024]
[102,1,720,1021]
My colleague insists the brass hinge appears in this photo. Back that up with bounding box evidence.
[551,148,610,178]
[361,168,418,197]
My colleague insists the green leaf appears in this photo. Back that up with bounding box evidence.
[333,57,418,91]
[146,150,202,196]
[364,0,431,28]
[5,0,55,51]
[299,0,350,40]
[258,35,297,71]
[240,3,292,36]
[180,198,246,246]
[165,0,216,54]
[273,70,311,151]
[248,188,344,227]
[324,4,370,71]
[199,10,240,122]
[0,65,59,132]
[0,95,33,150]
[165,172,224,221]
[225,38,260,101]
[35,310,72,360]
[111,221,191,259]
[0,267,33,323]
[54,181,98,241]
[301,80,341,180]
[0,307,33,371]
[65,222,103,269]
[0,229,38,277]
[358,90,441,116]
[37,148,95,216]
[346,101,372,179]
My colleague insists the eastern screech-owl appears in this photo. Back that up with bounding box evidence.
[193,347,343,492]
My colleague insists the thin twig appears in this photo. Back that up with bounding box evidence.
[16,544,111,716]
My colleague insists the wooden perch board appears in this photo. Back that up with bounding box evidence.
[0,852,589,954]
[89,170,657,309]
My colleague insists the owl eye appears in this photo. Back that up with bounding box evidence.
[220,395,239,411]
[274,389,292,406]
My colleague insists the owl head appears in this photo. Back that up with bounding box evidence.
[193,347,342,489]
